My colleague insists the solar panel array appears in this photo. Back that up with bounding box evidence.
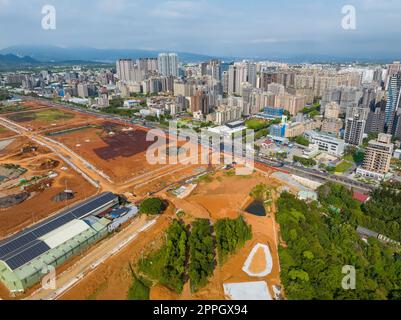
[0,192,117,270]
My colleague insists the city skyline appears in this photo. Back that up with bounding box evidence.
[0,0,401,60]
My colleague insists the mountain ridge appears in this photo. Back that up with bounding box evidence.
[0,45,222,63]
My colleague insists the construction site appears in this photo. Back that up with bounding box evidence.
[0,99,289,301]
[58,169,284,301]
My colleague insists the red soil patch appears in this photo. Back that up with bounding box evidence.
[52,121,201,184]
[0,157,97,239]
[248,247,267,274]
[0,125,17,140]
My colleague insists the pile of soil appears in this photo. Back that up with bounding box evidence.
[39,159,60,170]
[24,178,53,192]
[0,192,30,209]
[52,191,75,202]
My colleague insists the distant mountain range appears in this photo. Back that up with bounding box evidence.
[0,54,38,65]
[0,45,220,64]
[0,45,397,67]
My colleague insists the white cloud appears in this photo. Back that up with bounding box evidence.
[249,38,280,44]
[151,0,206,19]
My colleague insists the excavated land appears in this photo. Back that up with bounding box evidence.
[0,101,50,115]
[153,171,282,300]
[51,121,205,185]
[0,138,97,238]
[0,125,17,139]
[0,136,52,160]
[58,171,283,300]
[5,106,95,133]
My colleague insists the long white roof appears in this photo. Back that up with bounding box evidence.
[39,219,90,249]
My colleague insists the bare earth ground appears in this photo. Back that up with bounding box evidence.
[51,120,206,185]
[59,207,176,300]
[249,247,268,274]
[153,171,282,300]
[0,99,285,300]
[4,106,95,133]
[0,125,17,140]
[0,137,97,238]
[58,171,283,300]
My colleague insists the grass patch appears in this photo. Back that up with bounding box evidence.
[35,109,74,122]
[127,276,151,300]
[245,119,269,131]
[86,282,108,300]
[335,161,353,173]
[223,169,236,177]
[197,174,213,183]
[8,109,74,123]
[343,154,354,162]
[138,246,167,282]
[0,104,28,114]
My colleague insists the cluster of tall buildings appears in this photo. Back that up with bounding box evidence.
[4,55,401,180]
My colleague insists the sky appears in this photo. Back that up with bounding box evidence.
[0,0,400,59]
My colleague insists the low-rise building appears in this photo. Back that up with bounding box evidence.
[304,130,345,156]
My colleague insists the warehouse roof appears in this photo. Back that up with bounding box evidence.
[0,192,117,270]
[39,219,90,249]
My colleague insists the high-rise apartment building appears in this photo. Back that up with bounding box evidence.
[385,72,401,133]
[357,134,394,179]
[190,90,210,115]
[77,83,89,98]
[344,116,366,146]
[321,118,343,136]
[116,59,133,82]
[324,102,340,119]
[385,61,401,89]
[366,107,386,134]
[157,53,179,77]
[275,93,307,116]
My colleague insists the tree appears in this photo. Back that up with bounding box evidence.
[291,136,310,147]
[160,220,188,293]
[277,186,401,300]
[215,217,252,264]
[293,156,316,167]
[139,198,167,215]
[188,219,215,292]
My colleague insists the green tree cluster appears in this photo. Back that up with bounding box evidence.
[291,136,310,146]
[293,156,316,167]
[344,146,365,164]
[250,183,272,201]
[139,198,167,215]
[103,107,138,118]
[160,220,188,293]
[138,217,252,295]
[277,190,401,300]
[215,216,252,264]
[361,183,401,241]
[317,182,401,242]
[301,104,320,115]
[188,219,215,292]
